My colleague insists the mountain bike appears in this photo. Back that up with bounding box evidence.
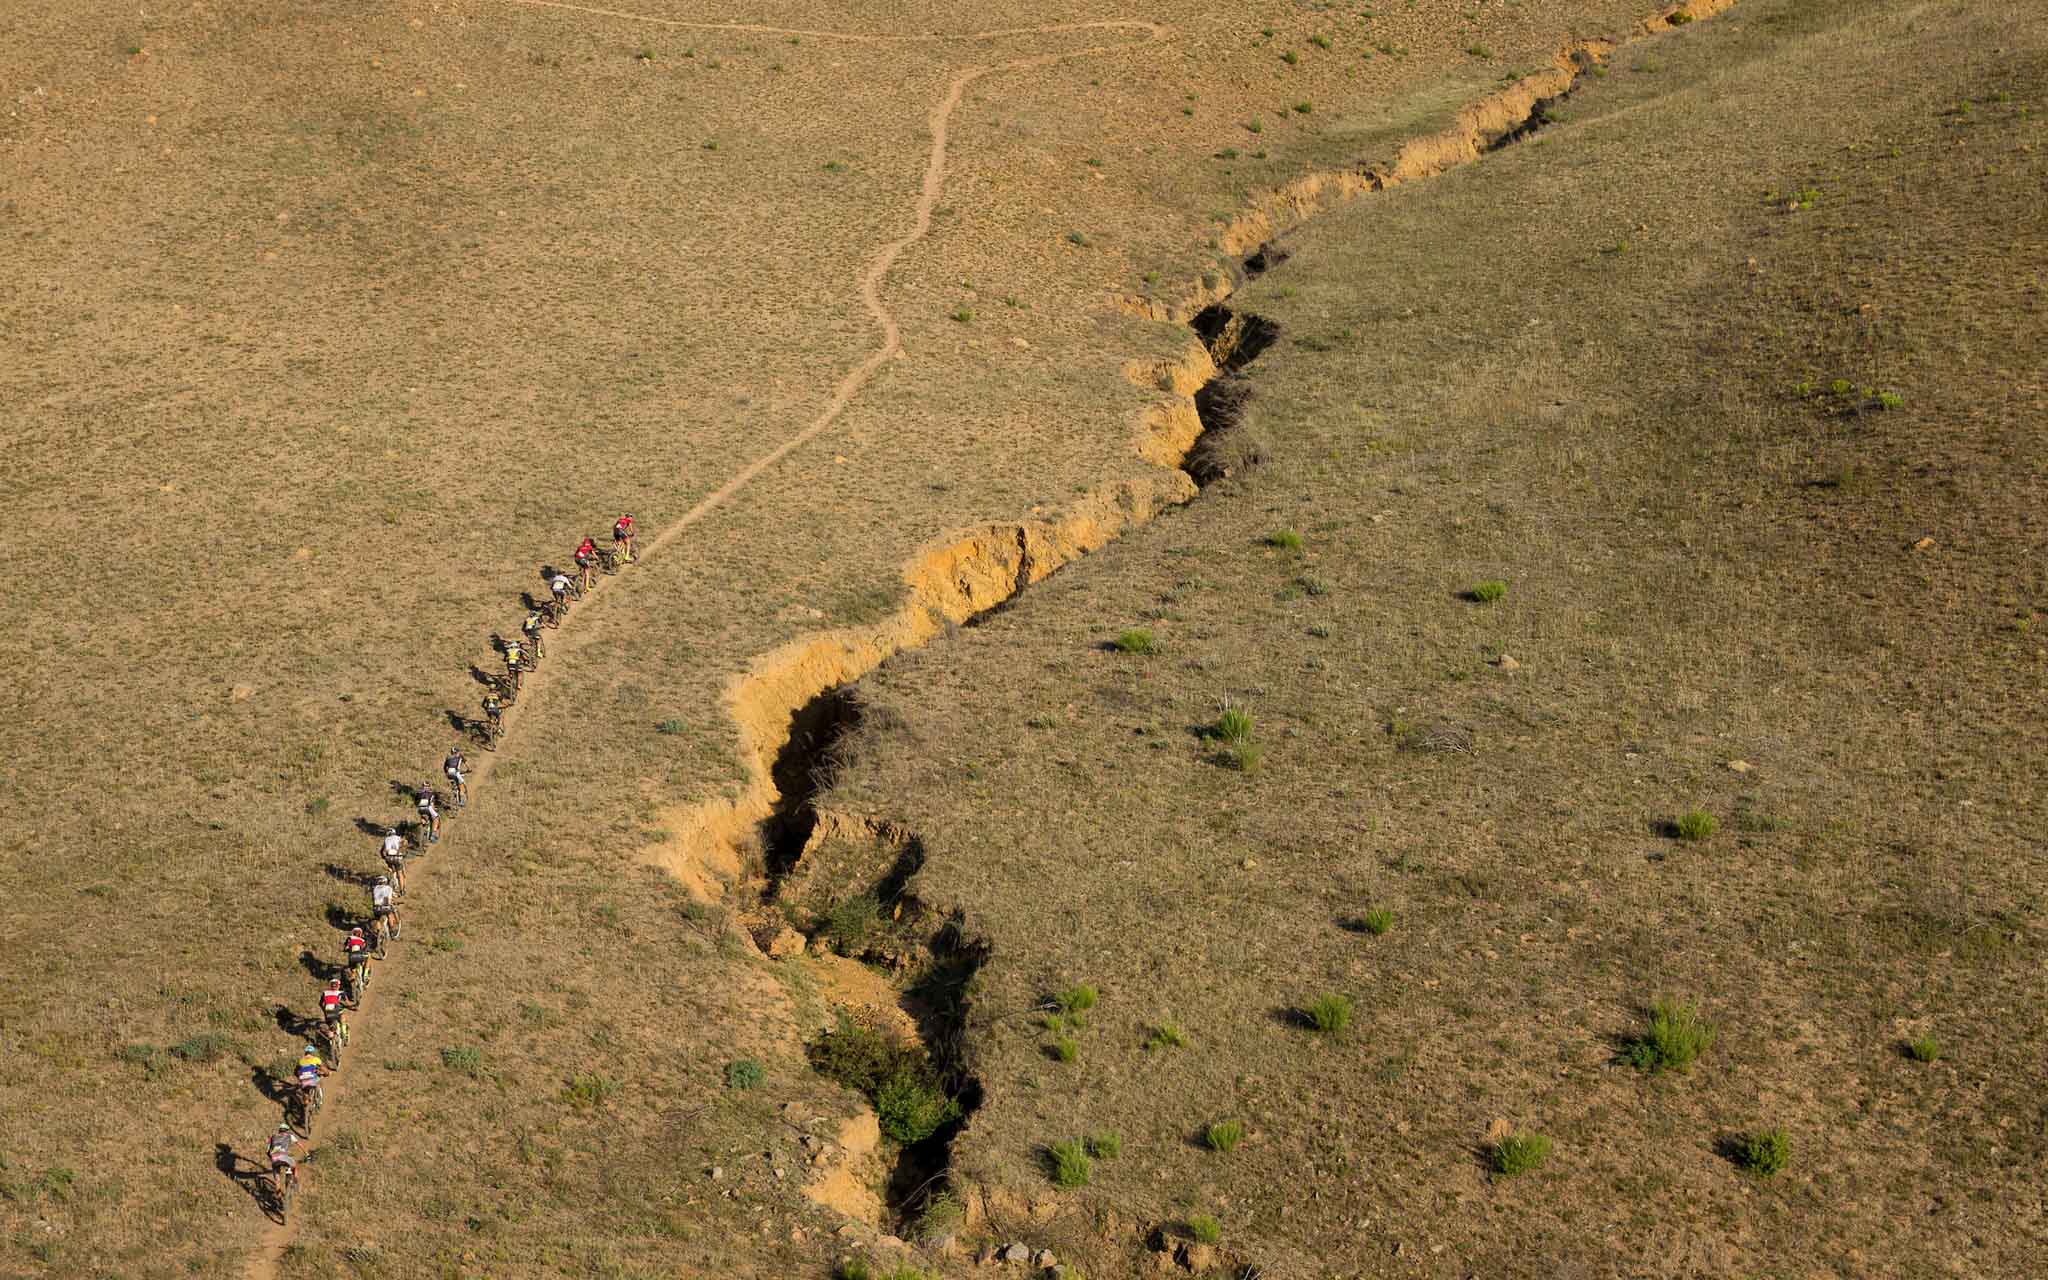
[319,1016,347,1068]
[515,648,538,674]
[375,909,400,949]
[502,664,523,693]
[294,1080,323,1131]
[347,954,371,1002]
[475,716,502,751]
[597,547,620,575]
[268,1161,298,1219]
[521,632,546,663]
[539,600,564,629]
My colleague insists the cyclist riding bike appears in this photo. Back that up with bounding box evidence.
[381,830,407,893]
[268,1124,302,1190]
[371,876,399,949]
[503,639,524,690]
[294,1042,330,1114]
[317,977,347,1041]
[613,513,635,563]
[548,572,574,608]
[481,691,505,734]
[520,609,546,659]
[444,746,468,807]
[574,535,597,589]
[416,786,441,844]
[343,927,372,996]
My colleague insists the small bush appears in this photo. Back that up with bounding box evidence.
[1188,1213,1223,1244]
[656,718,686,735]
[1050,1037,1079,1064]
[875,1074,961,1143]
[1490,1130,1552,1177]
[1085,1131,1122,1159]
[1224,742,1265,773]
[1361,907,1394,936]
[1265,529,1304,551]
[910,1189,965,1244]
[1205,1119,1245,1153]
[1304,993,1352,1035]
[1467,44,1494,58]
[1293,100,1313,114]
[1905,1033,1943,1062]
[1625,997,1716,1072]
[1468,579,1508,603]
[1113,628,1158,655]
[1056,984,1098,1014]
[1876,390,1904,410]
[1214,706,1254,744]
[951,308,973,323]
[1674,810,1718,841]
[440,1046,484,1077]
[725,1059,765,1090]
[1737,1126,1790,1176]
[1146,1022,1189,1051]
[823,893,884,954]
[560,1072,620,1108]
[1047,1138,1092,1187]
[116,1043,169,1079]
[169,1032,234,1063]
[1065,230,1089,246]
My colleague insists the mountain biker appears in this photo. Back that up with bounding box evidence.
[574,535,597,589]
[613,513,635,562]
[343,927,372,997]
[548,571,574,609]
[503,638,524,689]
[294,1042,330,1113]
[521,609,545,657]
[380,830,407,893]
[371,876,398,951]
[444,745,468,806]
[416,785,441,843]
[268,1124,302,1188]
[318,977,347,1041]
[481,691,505,736]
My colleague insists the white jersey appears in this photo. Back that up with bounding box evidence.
[372,884,394,910]
[382,833,403,860]
[550,575,571,595]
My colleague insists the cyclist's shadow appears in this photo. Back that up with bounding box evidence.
[214,1142,283,1224]
[273,1003,320,1040]
[298,948,344,984]
[388,779,427,804]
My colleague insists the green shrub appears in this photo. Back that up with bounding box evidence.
[656,718,686,735]
[116,1043,169,1079]
[725,1058,765,1090]
[1625,997,1716,1072]
[1876,390,1904,410]
[1224,742,1265,773]
[1204,1119,1245,1153]
[1085,1131,1122,1159]
[1490,1130,1552,1177]
[1467,43,1494,58]
[1050,1037,1079,1064]
[1188,1213,1223,1244]
[560,1072,620,1108]
[1737,1126,1790,1176]
[1674,810,1717,841]
[910,1189,965,1244]
[1265,529,1304,551]
[1281,50,1299,65]
[1056,984,1099,1015]
[1047,1138,1092,1187]
[1905,1033,1943,1062]
[1065,230,1089,246]
[1293,100,1313,114]
[1113,628,1158,655]
[1361,907,1394,936]
[1214,706,1254,744]
[1304,993,1352,1035]
[875,1074,961,1144]
[951,308,973,323]
[823,893,884,954]
[1468,579,1508,603]
[439,1046,484,1077]
[169,1032,234,1063]
[1145,1022,1189,1051]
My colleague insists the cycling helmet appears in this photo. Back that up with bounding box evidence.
[303,1043,318,1054]
[375,875,390,886]
[278,1122,293,1133]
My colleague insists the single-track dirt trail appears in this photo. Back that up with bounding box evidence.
[240,13,1166,1278]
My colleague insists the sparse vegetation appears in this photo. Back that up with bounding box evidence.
[809,1013,960,1144]
[1146,1021,1189,1051]
[1490,1130,1552,1177]
[1085,1131,1122,1159]
[1214,706,1254,744]
[1114,627,1158,654]
[560,1072,620,1108]
[725,1058,765,1090]
[1304,993,1352,1035]
[1050,1036,1079,1063]
[1046,1137,1093,1187]
[1467,579,1508,603]
[656,718,686,734]
[1265,529,1304,551]
[1625,997,1717,1072]
[439,1045,484,1077]
[1906,1033,1943,1062]
[1674,809,1718,841]
[1056,983,1098,1015]
[1361,907,1394,935]
[1188,1213,1223,1244]
[1736,1126,1790,1176]
[1205,1119,1246,1153]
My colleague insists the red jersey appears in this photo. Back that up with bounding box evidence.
[344,934,367,956]
[576,538,596,559]
[319,987,343,1012]
[613,516,633,537]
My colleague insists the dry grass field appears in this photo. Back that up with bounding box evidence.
[4,0,2039,1276]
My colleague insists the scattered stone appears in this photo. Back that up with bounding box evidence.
[708,1167,723,1180]
[1033,1249,1056,1268]
[1181,1243,1218,1271]
[1726,759,1753,773]
[1000,1242,1031,1263]
[764,926,806,958]
[1496,654,1520,671]
[1913,536,1936,551]
[1240,857,1257,870]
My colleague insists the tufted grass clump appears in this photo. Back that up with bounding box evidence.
[1214,705,1254,744]
[1467,579,1508,603]
[1737,1126,1790,1176]
[439,1045,484,1077]
[1188,1213,1223,1244]
[1114,628,1158,655]
[1050,1036,1079,1064]
[1204,1119,1245,1153]
[1304,993,1352,1035]
[1490,1130,1552,1177]
[1046,1138,1092,1187]
[1056,984,1098,1015]
[1085,1131,1121,1160]
[1625,997,1716,1072]
[1265,529,1304,551]
[1145,1021,1188,1052]
[725,1058,765,1090]
[1674,809,1718,841]
[1905,1032,1943,1062]
[1361,907,1393,935]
